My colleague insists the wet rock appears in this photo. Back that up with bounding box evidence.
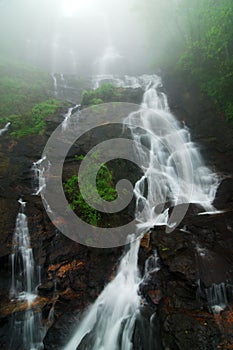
[168,203,205,225]
[150,208,233,349]
[44,307,83,350]
[133,307,163,350]
[213,177,233,209]
[159,306,221,350]
[38,281,55,296]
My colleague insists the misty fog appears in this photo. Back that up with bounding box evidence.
[0,0,153,75]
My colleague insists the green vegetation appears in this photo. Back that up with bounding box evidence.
[138,0,233,121]
[64,153,117,226]
[0,98,62,138]
[177,0,233,120]
[81,83,121,106]
[0,58,63,137]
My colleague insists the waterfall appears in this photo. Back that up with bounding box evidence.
[9,156,55,349]
[0,121,11,136]
[32,156,52,213]
[65,236,141,350]
[125,74,218,231]
[10,199,44,350]
[10,199,35,300]
[62,104,81,131]
[205,283,228,314]
[64,74,218,349]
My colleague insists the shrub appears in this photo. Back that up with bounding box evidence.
[64,154,117,226]
[0,98,62,138]
[81,83,122,106]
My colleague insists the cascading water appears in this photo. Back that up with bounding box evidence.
[10,199,44,350]
[65,237,141,350]
[125,74,218,231]
[10,156,56,349]
[0,121,11,136]
[10,199,36,300]
[32,156,52,214]
[206,283,228,314]
[64,74,218,349]
[62,103,81,131]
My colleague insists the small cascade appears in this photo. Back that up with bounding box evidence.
[10,199,44,350]
[32,156,47,195]
[197,280,228,314]
[32,156,52,213]
[205,283,228,314]
[10,199,35,300]
[143,249,160,283]
[0,121,11,136]
[62,104,80,131]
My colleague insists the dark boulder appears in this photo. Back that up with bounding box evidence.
[213,177,233,210]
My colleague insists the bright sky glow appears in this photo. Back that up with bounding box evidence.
[62,0,93,17]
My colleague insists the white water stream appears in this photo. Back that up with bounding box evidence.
[0,121,11,136]
[10,199,44,350]
[64,74,218,350]
[62,103,80,130]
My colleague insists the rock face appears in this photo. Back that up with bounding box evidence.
[139,73,233,350]
[163,72,233,176]
[0,87,142,349]
[0,76,233,350]
[147,208,233,349]
[0,138,118,346]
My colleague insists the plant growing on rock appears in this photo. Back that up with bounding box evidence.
[0,98,62,138]
[64,153,117,226]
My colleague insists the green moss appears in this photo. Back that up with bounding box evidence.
[0,59,65,137]
[64,153,117,226]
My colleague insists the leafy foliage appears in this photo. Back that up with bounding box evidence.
[0,59,64,137]
[81,83,121,106]
[64,153,117,226]
[177,0,233,119]
[0,98,62,137]
[0,58,52,116]
[137,0,233,121]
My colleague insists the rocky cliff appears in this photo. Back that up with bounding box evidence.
[0,75,233,350]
